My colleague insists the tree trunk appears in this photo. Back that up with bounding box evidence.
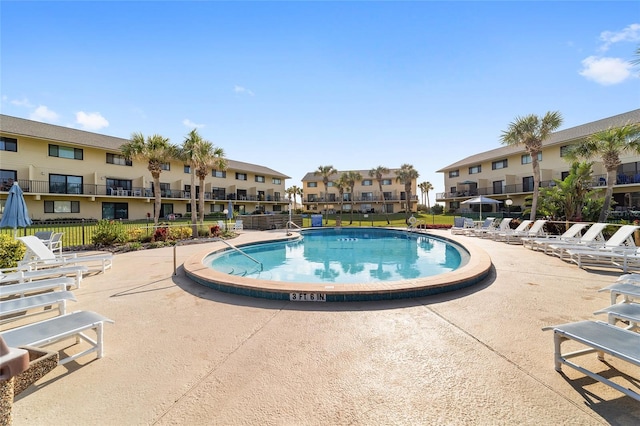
[190,171,197,237]
[599,168,617,222]
[153,176,161,225]
[530,158,541,221]
[198,177,206,224]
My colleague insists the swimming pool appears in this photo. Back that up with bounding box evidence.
[204,228,467,284]
[184,228,492,302]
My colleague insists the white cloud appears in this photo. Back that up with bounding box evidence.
[579,56,632,85]
[182,119,205,129]
[234,85,255,96]
[599,23,640,52]
[10,97,33,108]
[75,111,109,130]
[29,105,59,123]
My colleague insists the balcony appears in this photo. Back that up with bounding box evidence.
[436,174,611,201]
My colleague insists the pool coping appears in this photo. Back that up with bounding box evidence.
[183,228,493,302]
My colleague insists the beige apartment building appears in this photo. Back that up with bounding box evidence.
[0,115,290,221]
[301,168,417,214]
[436,109,640,218]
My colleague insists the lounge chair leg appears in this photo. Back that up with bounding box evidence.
[553,333,564,371]
[597,351,605,361]
[96,323,104,359]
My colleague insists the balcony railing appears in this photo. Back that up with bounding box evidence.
[436,174,610,200]
[0,179,285,203]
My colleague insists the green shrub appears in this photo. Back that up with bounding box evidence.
[0,234,26,269]
[92,220,127,246]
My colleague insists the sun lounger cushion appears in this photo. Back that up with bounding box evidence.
[0,311,114,365]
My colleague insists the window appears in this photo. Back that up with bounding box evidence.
[106,153,132,166]
[0,137,17,152]
[49,144,83,160]
[469,165,482,174]
[160,163,170,171]
[308,182,317,188]
[45,200,80,213]
[383,191,392,200]
[561,171,570,180]
[255,175,265,183]
[106,178,132,192]
[160,204,173,218]
[327,181,335,187]
[492,180,504,194]
[212,170,226,178]
[184,165,191,173]
[49,174,83,194]
[560,146,572,157]
[102,202,128,219]
[1,170,17,190]
[521,153,542,164]
[273,205,282,212]
[272,178,282,184]
[448,170,459,178]
[274,192,281,201]
[212,187,226,200]
[362,180,373,186]
[307,194,317,202]
[361,192,373,201]
[523,176,534,192]
[159,183,171,197]
[382,179,392,185]
[235,173,247,181]
[492,160,508,170]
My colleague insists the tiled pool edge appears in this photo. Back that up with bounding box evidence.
[183,229,492,302]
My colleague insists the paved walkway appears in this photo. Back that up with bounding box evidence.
[9,230,640,425]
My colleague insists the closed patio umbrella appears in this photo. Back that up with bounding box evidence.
[461,195,502,221]
[0,182,32,237]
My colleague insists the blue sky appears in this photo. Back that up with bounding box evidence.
[1,1,639,205]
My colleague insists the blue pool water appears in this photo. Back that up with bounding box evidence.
[204,228,468,284]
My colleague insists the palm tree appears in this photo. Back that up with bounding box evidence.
[195,141,226,225]
[369,165,390,224]
[567,122,640,222]
[418,181,434,212]
[178,129,202,236]
[500,111,563,221]
[121,132,176,225]
[315,165,337,224]
[395,164,419,222]
[335,174,350,225]
[286,185,302,211]
[344,171,362,224]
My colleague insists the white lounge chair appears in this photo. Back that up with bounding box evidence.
[476,218,512,239]
[594,302,640,331]
[0,277,75,298]
[0,310,114,365]
[565,225,640,270]
[450,217,475,235]
[17,236,113,273]
[543,320,640,401]
[598,281,640,304]
[0,291,76,325]
[546,223,608,259]
[1,264,88,288]
[469,217,496,237]
[493,219,532,243]
[233,220,243,231]
[521,223,589,252]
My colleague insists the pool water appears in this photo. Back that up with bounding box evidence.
[204,228,468,284]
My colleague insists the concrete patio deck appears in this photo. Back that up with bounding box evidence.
[8,229,640,425]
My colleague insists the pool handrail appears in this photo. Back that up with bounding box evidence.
[215,238,263,271]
